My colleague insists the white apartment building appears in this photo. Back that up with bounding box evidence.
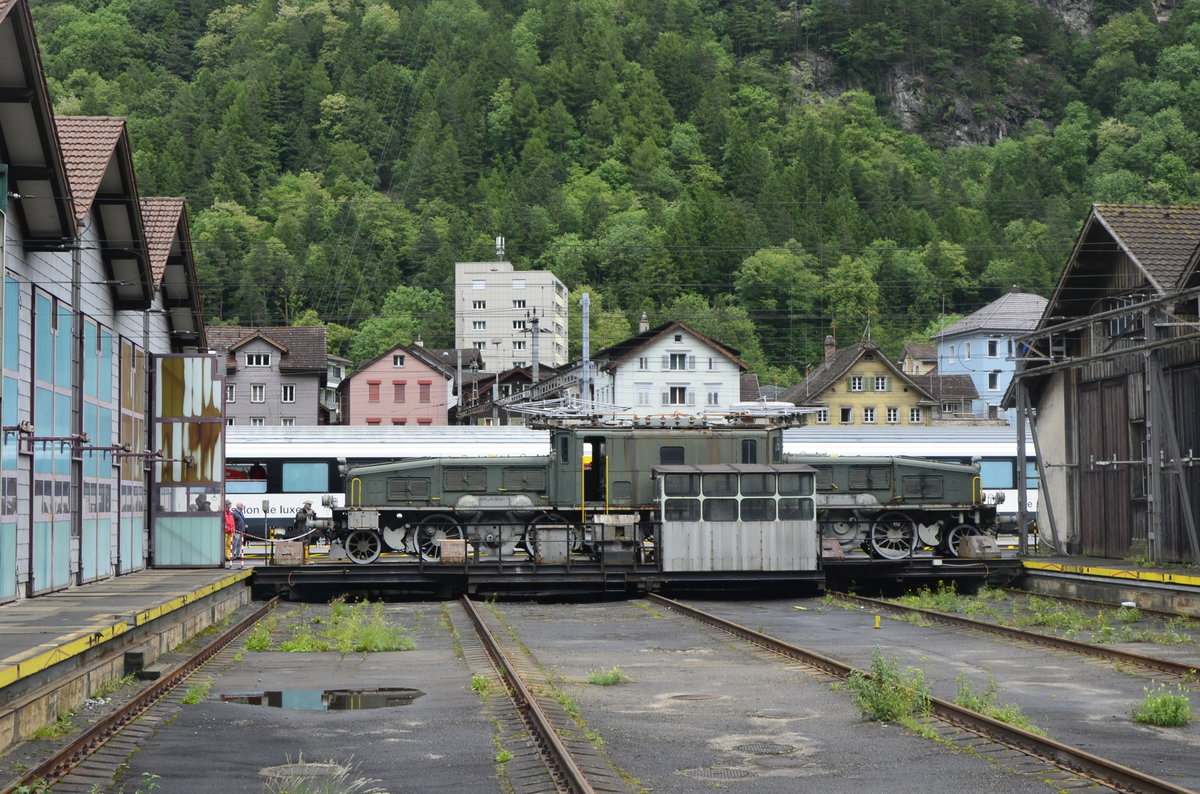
[454,261,568,371]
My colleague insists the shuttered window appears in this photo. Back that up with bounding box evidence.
[387,477,429,500]
[502,468,546,490]
[445,467,487,491]
[849,467,891,489]
[902,475,943,499]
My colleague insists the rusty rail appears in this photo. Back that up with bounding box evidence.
[647,593,1195,794]
[459,595,596,794]
[1,597,279,794]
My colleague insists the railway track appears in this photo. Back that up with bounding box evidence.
[646,593,1196,794]
[834,591,1200,681]
[0,598,279,794]
[1002,587,1195,623]
[459,596,627,794]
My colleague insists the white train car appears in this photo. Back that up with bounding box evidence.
[225,426,550,538]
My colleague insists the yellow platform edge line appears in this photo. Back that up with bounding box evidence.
[0,569,251,690]
[1022,559,1200,587]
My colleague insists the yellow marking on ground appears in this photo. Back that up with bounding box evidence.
[1023,559,1200,588]
[0,570,251,690]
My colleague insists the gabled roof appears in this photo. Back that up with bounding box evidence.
[0,0,77,244]
[900,343,937,361]
[348,342,455,379]
[909,373,979,401]
[229,332,288,354]
[420,347,484,371]
[56,115,153,307]
[206,326,328,371]
[594,321,748,372]
[931,288,1049,339]
[778,339,935,406]
[140,196,205,350]
[1045,205,1200,324]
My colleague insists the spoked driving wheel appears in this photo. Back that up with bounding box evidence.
[942,523,982,557]
[868,512,916,559]
[415,514,464,562]
[345,529,382,564]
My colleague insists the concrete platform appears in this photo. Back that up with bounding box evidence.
[0,568,252,751]
[1021,556,1200,615]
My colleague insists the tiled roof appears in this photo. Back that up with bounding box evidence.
[931,289,1048,339]
[1091,204,1200,292]
[206,326,328,371]
[901,343,937,361]
[422,347,484,371]
[139,197,184,284]
[55,116,126,224]
[909,373,979,401]
[740,373,760,401]
[595,321,747,371]
[778,340,934,405]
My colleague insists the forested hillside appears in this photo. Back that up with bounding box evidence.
[28,0,1200,379]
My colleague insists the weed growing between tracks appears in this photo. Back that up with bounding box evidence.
[954,674,1047,736]
[259,755,385,794]
[245,599,416,654]
[843,647,931,730]
[180,681,212,704]
[92,673,137,699]
[30,710,75,740]
[1131,683,1193,726]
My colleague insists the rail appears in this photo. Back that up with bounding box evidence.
[459,595,595,794]
[646,594,1196,794]
[0,597,279,794]
[835,591,1200,680]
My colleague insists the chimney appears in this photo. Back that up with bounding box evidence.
[824,334,837,363]
[1010,284,1020,293]
[414,336,425,347]
[639,312,650,333]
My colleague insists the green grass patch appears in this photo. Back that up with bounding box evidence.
[954,674,1046,736]
[845,647,930,723]
[30,710,75,741]
[1131,683,1193,726]
[894,582,1008,620]
[261,756,385,794]
[180,681,212,704]
[278,601,415,654]
[586,666,625,686]
[92,672,137,699]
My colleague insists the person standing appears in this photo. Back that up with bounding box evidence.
[231,502,247,566]
[294,500,318,543]
[223,501,236,568]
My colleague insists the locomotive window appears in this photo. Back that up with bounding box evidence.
[664,498,700,521]
[660,446,685,465]
[741,439,758,464]
[503,468,546,490]
[702,473,738,497]
[740,498,776,521]
[281,462,329,492]
[740,473,775,496]
[445,467,487,492]
[772,435,782,463]
[979,460,1015,489]
[702,498,737,521]
[663,474,700,496]
[387,477,429,500]
[777,472,814,496]
[559,437,569,464]
[779,498,815,521]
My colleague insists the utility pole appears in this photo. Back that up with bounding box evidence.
[580,293,591,404]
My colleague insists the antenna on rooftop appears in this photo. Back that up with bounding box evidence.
[495,235,505,260]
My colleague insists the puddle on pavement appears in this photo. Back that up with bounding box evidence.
[222,687,424,710]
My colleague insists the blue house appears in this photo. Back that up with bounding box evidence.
[931,287,1047,422]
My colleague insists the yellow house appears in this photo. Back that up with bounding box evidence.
[779,338,940,427]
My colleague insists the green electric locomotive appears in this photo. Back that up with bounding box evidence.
[325,416,995,564]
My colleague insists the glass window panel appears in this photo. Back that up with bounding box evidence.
[740,473,775,496]
[98,330,113,403]
[702,473,737,496]
[659,446,684,465]
[741,498,776,521]
[281,462,330,492]
[663,473,699,497]
[55,304,72,385]
[779,498,813,520]
[84,322,98,398]
[35,294,52,380]
[777,472,814,496]
[978,460,1015,489]
[3,276,18,370]
[664,499,700,521]
[1025,462,1039,490]
[702,498,738,521]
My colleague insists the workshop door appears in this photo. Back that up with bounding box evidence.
[1077,379,1133,558]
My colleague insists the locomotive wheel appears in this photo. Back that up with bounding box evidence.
[415,514,464,562]
[868,512,916,559]
[345,530,382,564]
[942,523,982,557]
[524,513,576,561]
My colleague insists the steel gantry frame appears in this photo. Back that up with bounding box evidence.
[1010,285,1200,563]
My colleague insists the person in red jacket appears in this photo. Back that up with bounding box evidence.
[224,500,237,568]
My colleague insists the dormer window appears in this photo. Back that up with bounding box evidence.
[674,334,683,342]
[393,354,405,367]
[245,353,270,367]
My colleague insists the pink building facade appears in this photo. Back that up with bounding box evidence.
[339,344,454,426]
